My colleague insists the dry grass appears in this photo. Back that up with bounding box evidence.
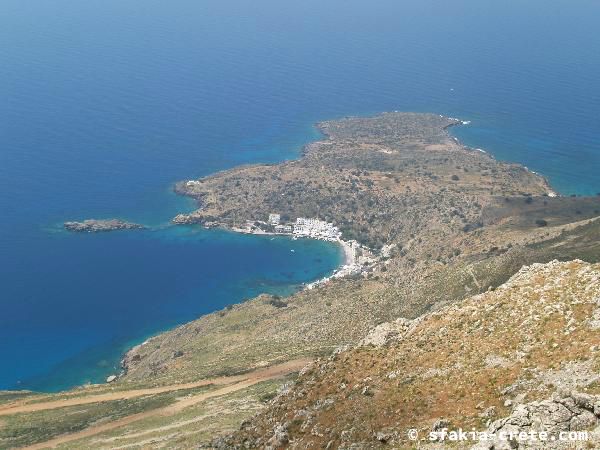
[225,260,600,449]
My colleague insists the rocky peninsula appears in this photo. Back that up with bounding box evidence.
[64,219,145,232]
[120,112,599,390]
[171,113,554,249]
[4,112,600,449]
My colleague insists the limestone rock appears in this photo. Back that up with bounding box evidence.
[64,219,145,232]
[358,317,412,347]
[474,392,600,449]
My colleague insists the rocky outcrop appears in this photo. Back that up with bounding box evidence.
[474,392,600,449]
[357,317,413,347]
[64,219,145,232]
[222,260,600,449]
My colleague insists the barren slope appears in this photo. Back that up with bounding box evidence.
[121,113,600,388]
[221,260,600,449]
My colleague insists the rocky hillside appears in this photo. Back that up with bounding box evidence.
[219,260,600,449]
[121,113,600,389]
[173,113,550,250]
[5,113,599,449]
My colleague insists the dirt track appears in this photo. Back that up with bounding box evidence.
[0,359,309,417]
[5,359,310,449]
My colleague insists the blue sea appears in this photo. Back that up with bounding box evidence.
[1,0,599,391]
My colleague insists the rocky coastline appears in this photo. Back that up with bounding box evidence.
[15,112,600,449]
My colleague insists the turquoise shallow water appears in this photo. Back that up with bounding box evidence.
[1,0,599,391]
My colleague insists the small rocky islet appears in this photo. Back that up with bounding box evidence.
[63,219,145,233]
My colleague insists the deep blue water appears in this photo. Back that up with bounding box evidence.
[1,0,599,391]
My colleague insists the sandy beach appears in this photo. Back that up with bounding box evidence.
[339,239,356,266]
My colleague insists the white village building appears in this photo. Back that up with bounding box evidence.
[293,217,341,240]
[264,214,341,240]
[274,224,293,233]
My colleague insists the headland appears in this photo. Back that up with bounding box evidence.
[4,112,600,449]
[120,112,599,386]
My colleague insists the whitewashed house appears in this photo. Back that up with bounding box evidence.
[293,217,341,241]
[274,224,293,233]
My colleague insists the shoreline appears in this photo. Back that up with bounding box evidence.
[340,238,356,266]
[111,112,558,376]
[46,111,558,392]
[219,224,362,290]
[444,120,559,197]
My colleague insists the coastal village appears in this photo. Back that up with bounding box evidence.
[228,212,343,241]
[268,214,341,241]
[174,185,379,286]
[229,212,375,286]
